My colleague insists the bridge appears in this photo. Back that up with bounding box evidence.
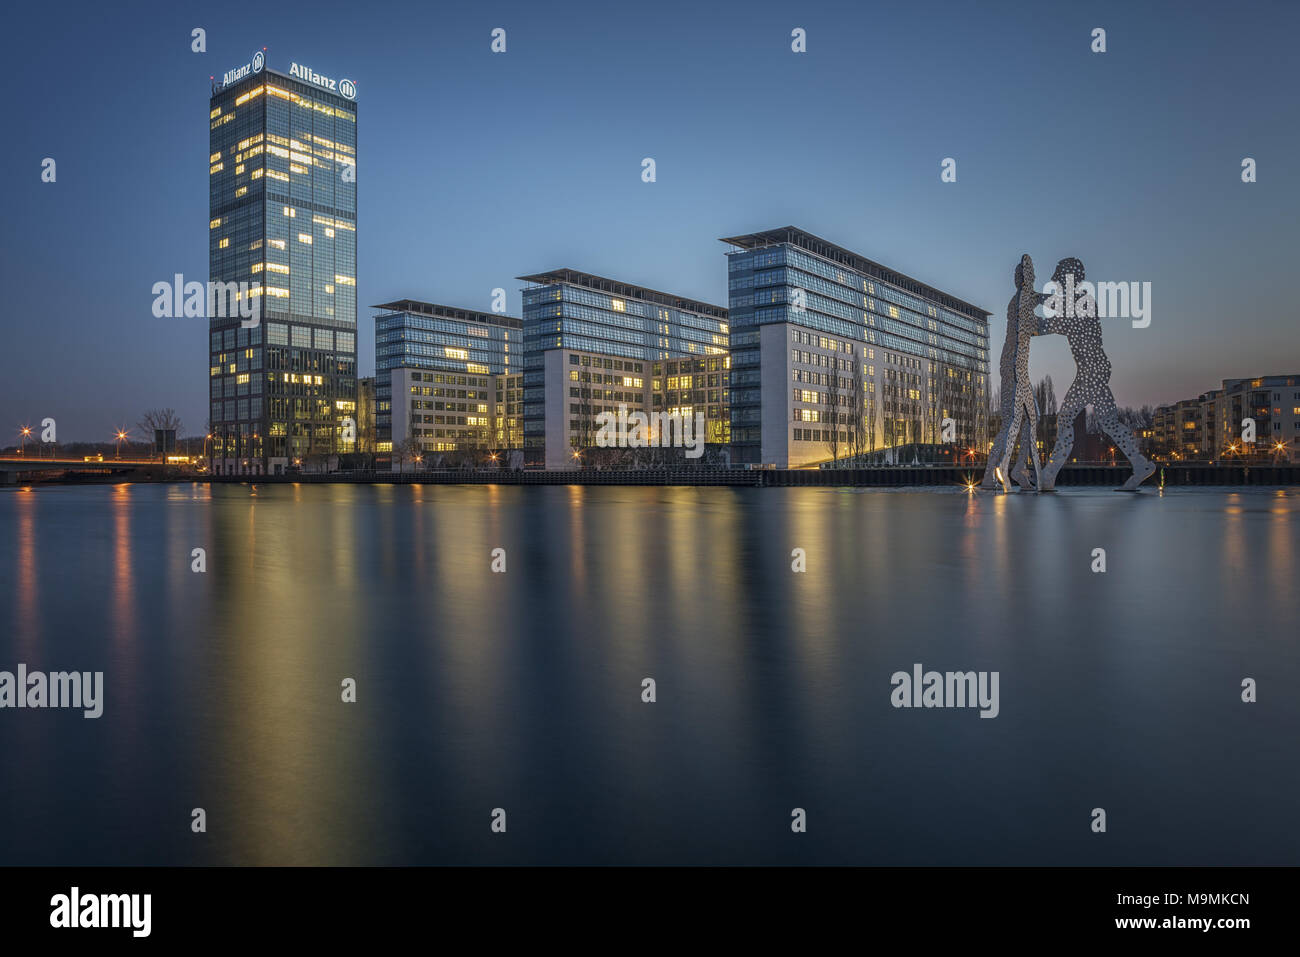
[0,456,180,483]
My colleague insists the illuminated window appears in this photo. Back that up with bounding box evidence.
[209,218,222,229]
[298,233,312,244]
[283,206,296,217]
[218,238,230,248]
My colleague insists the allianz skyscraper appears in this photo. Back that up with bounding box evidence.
[208,52,358,475]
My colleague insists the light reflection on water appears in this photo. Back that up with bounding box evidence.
[0,483,1296,865]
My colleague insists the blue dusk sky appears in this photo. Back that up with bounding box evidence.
[1,0,1296,440]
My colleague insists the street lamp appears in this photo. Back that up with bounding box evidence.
[115,429,128,460]
[19,426,32,455]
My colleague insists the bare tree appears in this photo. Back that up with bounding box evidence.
[846,353,865,463]
[1034,375,1058,464]
[392,437,422,472]
[138,408,183,457]
[825,367,842,466]
[865,379,877,454]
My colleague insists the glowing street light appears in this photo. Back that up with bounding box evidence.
[115,429,128,460]
[19,426,32,455]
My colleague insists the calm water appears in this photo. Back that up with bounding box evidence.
[0,482,1296,865]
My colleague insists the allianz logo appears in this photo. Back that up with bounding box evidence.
[290,62,357,100]
[221,50,264,88]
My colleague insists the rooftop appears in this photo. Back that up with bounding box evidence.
[720,226,989,320]
[372,300,523,329]
[517,269,728,320]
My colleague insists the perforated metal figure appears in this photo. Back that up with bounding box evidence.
[988,255,1044,491]
[1035,257,1155,491]
[981,255,1045,489]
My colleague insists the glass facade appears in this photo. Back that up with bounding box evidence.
[652,355,731,445]
[518,270,729,461]
[208,63,357,473]
[722,229,990,462]
[373,301,522,452]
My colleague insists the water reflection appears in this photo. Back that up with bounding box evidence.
[0,483,1295,865]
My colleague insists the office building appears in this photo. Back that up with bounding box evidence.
[356,376,376,454]
[373,300,522,465]
[721,227,990,468]
[208,52,358,475]
[518,269,729,468]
